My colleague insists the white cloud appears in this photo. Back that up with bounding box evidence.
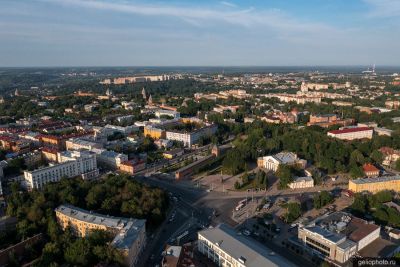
[38,0,335,35]
[220,1,237,8]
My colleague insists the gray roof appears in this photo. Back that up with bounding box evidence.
[351,175,400,184]
[198,224,297,267]
[304,226,345,243]
[55,204,145,250]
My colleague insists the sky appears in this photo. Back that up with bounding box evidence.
[1,0,400,67]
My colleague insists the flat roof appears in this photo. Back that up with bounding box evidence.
[55,204,145,250]
[199,224,298,267]
[350,175,400,184]
[328,127,372,135]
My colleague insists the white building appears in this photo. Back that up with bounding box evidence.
[155,109,180,119]
[257,152,306,172]
[103,124,139,136]
[288,176,314,189]
[66,138,103,151]
[327,127,373,140]
[166,124,217,147]
[92,148,128,169]
[198,224,297,267]
[24,150,99,190]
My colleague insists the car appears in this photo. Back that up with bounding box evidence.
[275,227,281,233]
[269,252,276,256]
[243,230,251,236]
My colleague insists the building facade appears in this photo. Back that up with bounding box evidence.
[327,127,373,140]
[349,176,400,193]
[55,204,146,267]
[24,150,99,190]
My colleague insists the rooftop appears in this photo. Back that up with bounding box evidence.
[199,224,297,267]
[55,204,145,250]
[350,175,400,185]
[328,127,372,135]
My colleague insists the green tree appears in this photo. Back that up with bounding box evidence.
[276,165,293,189]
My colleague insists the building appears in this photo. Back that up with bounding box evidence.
[374,127,393,137]
[24,150,99,190]
[379,147,400,166]
[155,109,180,119]
[300,82,329,91]
[264,93,321,105]
[362,163,380,177]
[41,147,59,162]
[144,126,166,140]
[349,175,400,194]
[93,149,128,169]
[55,204,146,267]
[166,124,217,147]
[198,224,296,267]
[66,138,103,151]
[327,127,373,140]
[298,212,380,264]
[119,159,146,175]
[257,152,306,172]
[161,243,196,267]
[307,114,353,128]
[103,125,139,136]
[288,176,314,189]
[385,100,400,110]
[175,155,215,179]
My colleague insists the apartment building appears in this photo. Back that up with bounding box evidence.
[66,138,103,151]
[264,93,322,104]
[55,204,146,267]
[298,212,380,264]
[307,114,353,128]
[166,124,217,147]
[327,127,373,140]
[24,150,99,190]
[92,149,128,169]
[118,159,146,175]
[144,126,166,139]
[155,109,180,119]
[198,224,296,267]
[349,176,400,194]
[257,152,307,172]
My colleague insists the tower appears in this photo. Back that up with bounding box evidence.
[148,94,153,105]
[142,87,147,100]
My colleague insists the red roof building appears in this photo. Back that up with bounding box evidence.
[363,163,380,177]
[327,127,373,140]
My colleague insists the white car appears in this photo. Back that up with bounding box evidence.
[243,230,251,236]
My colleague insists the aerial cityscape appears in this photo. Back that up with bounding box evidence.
[1,1,400,267]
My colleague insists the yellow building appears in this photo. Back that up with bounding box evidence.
[349,176,400,193]
[144,126,166,139]
[55,204,146,267]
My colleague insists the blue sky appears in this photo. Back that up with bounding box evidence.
[1,0,399,66]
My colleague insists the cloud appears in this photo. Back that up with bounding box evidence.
[220,1,237,8]
[363,0,400,18]
[38,0,334,35]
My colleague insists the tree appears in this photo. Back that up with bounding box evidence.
[276,165,293,189]
[284,202,301,223]
[350,165,364,178]
[395,159,400,171]
[314,191,333,209]
[370,150,383,164]
[64,239,93,266]
[234,181,241,190]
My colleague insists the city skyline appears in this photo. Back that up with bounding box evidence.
[1,0,400,67]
